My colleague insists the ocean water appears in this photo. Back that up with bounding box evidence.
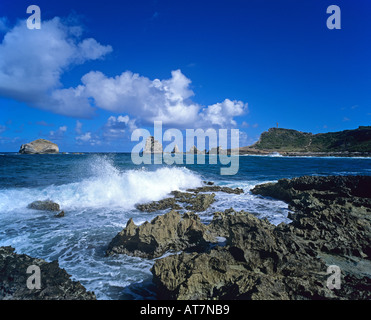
[0,153,370,299]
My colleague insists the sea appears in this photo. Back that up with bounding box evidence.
[0,152,370,299]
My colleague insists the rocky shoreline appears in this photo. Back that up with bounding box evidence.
[111,175,371,300]
[1,175,370,300]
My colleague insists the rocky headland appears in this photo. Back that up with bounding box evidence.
[236,126,371,157]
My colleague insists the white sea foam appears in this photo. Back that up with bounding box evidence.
[0,157,203,212]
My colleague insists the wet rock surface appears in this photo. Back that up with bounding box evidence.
[251,175,371,259]
[136,184,244,213]
[27,200,61,212]
[149,175,371,300]
[0,246,96,300]
[106,210,215,259]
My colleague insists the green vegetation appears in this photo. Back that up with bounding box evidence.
[252,126,371,153]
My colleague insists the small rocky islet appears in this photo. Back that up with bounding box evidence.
[1,175,370,300]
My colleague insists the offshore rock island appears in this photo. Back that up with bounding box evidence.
[19,139,59,154]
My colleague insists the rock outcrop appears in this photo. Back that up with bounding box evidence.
[19,139,59,154]
[251,175,371,259]
[135,183,243,213]
[27,200,61,212]
[0,246,96,300]
[171,144,181,154]
[136,192,216,213]
[143,136,163,154]
[106,210,215,259]
[151,209,333,300]
[149,175,371,300]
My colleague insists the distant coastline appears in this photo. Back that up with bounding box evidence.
[235,126,371,158]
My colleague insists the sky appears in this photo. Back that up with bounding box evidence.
[0,0,370,152]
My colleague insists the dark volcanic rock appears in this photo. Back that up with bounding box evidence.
[186,186,244,194]
[0,246,96,300]
[171,191,216,212]
[152,209,333,300]
[55,211,65,218]
[135,182,243,214]
[27,200,61,212]
[136,198,181,212]
[106,210,215,259]
[151,176,371,300]
[251,175,371,259]
[137,192,216,213]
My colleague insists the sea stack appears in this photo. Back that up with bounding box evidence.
[19,139,59,154]
[143,136,163,154]
[171,144,181,154]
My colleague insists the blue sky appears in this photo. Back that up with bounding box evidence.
[0,0,370,152]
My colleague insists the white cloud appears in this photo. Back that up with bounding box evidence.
[199,99,247,127]
[0,17,112,117]
[103,115,137,140]
[76,132,91,142]
[49,125,67,139]
[55,69,247,128]
[0,125,6,134]
[0,16,247,129]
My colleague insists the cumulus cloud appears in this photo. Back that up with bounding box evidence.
[0,17,112,117]
[0,16,247,129]
[49,125,67,140]
[102,115,137,140]
[55,69,247,128]
[199,99,246,127]
[76,132,91,142]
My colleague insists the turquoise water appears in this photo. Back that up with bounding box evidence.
[0,153,370,299]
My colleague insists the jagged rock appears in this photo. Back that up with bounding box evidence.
[171,144,181,154]
[143,136,163,154]
[202,181,214,186]
[0,246,96,300]
[171,191,216,212]
[151,176,371,300]
[251,175,371,259]
[151,209,333,300]
[136,191,216,213]
[55,211,65,218]
[136,198,181,212]
[27,200,60,212]
[106,210,215,259]
[19,139,59,154]
[186,185,244,194]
